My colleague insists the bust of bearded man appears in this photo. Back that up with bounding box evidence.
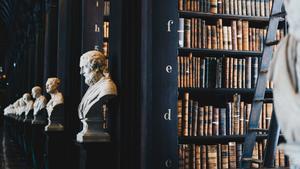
[77,50,117,143]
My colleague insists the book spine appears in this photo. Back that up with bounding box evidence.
[204,106,209,136]
[218,0,223,13]
[236,144,243,167]
[201,145,207,169]
[212,26,218,49]
[265,0,270,17]
[210,0,218,13]
[233,58,238,88]
[225,0,230,14]
[230,0,234,14]
[237,20,243,51]
[207,25,212,49]
[227,26,232,50]
[216,58,223,88]
[245,57,252,88]
[251,57,258,88]
[246,0,251,15]
[183,93,189,136]
[225,57,230,88]
[217,19,223,49]
[179,0,184,10]
[256,0,260,16]
[238,0,242,15]
[202,20,207,49]
[192,101,199,136]
[221,144,229,169]
[242,21,249,51]
[242,58,246,88]
[228,142,237,168]
[200,58,206,88]
[189,53,193,88]
[179,18,184,47]
[184,19,191,48]
[234,0,238,15]
[178,99,183,136]
[195,145,201,169]
[188,100,194,136]
[251,0,256,16]
[207,145,218,169]
[223,26,228,50]
[219,108,227,135]
[233,94,240,135]
[240,101,245,134]
[242,0,247,15]
[212,107,219,136]
[198,106,204,136]
[260,0,265,16]
[237,59,243,88]
[208,106,213,136]
[197,19,202,48]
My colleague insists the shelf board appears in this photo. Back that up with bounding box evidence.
[104,37,109,42]
[178,88,272,95]
[178,48,263,57]
[179,11,271,23]
[179,135,285,145]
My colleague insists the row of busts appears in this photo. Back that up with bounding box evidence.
[4,78,63,129]
[3,50,118,142]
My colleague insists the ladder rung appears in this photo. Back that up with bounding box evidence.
[271,11,286,18]
[248,128,269,133]
[260,69,268,73]
[265,40,280,46]
[242,158,264,164]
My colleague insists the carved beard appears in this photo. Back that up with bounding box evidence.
[84,71,101,86]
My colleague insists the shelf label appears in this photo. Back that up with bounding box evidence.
[95,24,100,32]
[165,159,172,168]
[164,109,172,121]
[167,20,174,32]
[166,65,173,73]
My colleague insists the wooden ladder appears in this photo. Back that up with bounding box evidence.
[241,0,286,168]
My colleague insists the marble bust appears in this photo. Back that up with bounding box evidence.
[15,98,26,116]
[45,77,64,131]
[45,78,64,115]
[4,104,15,115]
[23,93,34,117]
[32,86,47,116]
[77,50,117,142]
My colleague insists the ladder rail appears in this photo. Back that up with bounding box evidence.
[241,0,285,168]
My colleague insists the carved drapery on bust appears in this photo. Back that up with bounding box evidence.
[77,50,117,143]
[45,77,64,131]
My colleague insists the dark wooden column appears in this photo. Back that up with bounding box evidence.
[110,0,178,168]
[43,0,58,84]
[55,0,82,169]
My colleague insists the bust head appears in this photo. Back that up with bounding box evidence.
[22,93,32,103]
[32,86,42,99]
[46,78,61,94]
[285,0,300,41]
[80,50,107,87]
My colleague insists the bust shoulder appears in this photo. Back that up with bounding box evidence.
[96,77,117,96]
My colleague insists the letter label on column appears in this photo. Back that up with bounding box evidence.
[166,65,172,73]
[167,20,174,32]
[164,109,172,121]
[165,159,172,168]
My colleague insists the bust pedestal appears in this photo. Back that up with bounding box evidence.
[23,109,34,165]
[31,108,48,169]
[17,112,26,148]
[44,104,66,169]
[76,95,117,169]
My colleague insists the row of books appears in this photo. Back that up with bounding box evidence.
[177,55,273,89]
[179,142,289,169]
[104,1,110,16]
[179,18,284,50]
[104,21,110,39]
[103,42,109,56]
[178,0,273,17]
[178,93,273,136]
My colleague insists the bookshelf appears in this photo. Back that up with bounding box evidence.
[176,0,289,168]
